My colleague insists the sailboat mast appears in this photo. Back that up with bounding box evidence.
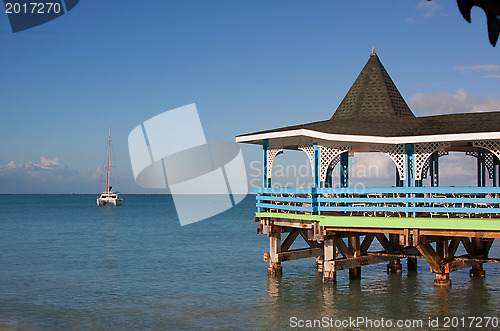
[107,128,110,194]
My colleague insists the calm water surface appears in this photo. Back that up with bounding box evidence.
[0,195,499,330]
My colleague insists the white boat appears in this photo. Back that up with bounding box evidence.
[97,128,123,206]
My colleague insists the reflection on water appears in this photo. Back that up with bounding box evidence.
[431,286,451,316]
[101,208,119,300]
[262,262,500,329]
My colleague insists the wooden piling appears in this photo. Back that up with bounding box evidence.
[434,273,451,286]
[407,257,418,272]
[348,236,362,279]
[267,225,282,275]
[387,234,403,274]
[470,264,486,278]
[323,238,336,282]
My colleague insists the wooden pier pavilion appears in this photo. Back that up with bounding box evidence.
[236,48,500,286]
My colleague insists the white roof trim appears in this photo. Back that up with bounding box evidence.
[236,129,500,145]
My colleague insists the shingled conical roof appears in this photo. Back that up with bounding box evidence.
[331,47,415,120]
[236,48,500,144]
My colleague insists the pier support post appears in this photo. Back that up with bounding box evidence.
[416,237,451,286]
[349,267,361,280]
[348,236,361,280]
[469,238,492,278]
[434,273,451,286]
[268,226,282,275]
[323,238,336,282]
[470,264,486,278]
[387,234,402,274]
[387,260,403,274]
[434,239,451,286]
[407,257,418,272]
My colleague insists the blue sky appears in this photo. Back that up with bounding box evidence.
[1,0,499,193]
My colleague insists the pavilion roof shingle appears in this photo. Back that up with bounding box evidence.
[331,48,415,120]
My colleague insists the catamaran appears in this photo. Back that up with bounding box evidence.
[97,128,123,206]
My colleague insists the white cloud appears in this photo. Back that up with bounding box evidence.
[455,64,500,78]
[417,0,442,18]
[406,16,417,24]
[456,64,500,72]
[351,153,393,180]
[5,157,67,174]
[0,157,105,193]
[408,88,500,116]
[406,1,443,24]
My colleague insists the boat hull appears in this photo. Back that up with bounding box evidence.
[97,192,123,206]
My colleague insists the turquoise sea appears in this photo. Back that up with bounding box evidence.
[1,195,499,330]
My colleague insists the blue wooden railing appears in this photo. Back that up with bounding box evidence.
[255,187,500,217]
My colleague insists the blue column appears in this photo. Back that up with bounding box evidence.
[313,143,320,188]
[477,149,481,187]
[414,149,422,187]
[433,152,439,187]
[405,144,415,217]
[477,148,486,187]
[494,157,499,187]
[340,152,349,188]
[396,168,401,187]
[312,143,320,214]
[338,151,349,215]
[405,144,414,188]
[263,139,269,188]
[482,150,486,187]
[429,153,435,187]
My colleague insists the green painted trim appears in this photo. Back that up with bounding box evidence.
[254,212,500,231]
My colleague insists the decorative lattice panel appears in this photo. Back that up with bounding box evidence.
[370,144,406,180]
[414,142,450,180]
[267,148,283,178]
[298,145,315,177]
[319,145,351,182]
[485,152,497,180]
[466,150,499,180]
[473,140,500,166]
[421,151,448,179]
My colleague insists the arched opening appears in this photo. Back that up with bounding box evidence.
[436,152,477,187]
[270,150,313,188]
[346,152,396,187]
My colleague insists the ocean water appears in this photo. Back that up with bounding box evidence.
[0,194,499,330]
